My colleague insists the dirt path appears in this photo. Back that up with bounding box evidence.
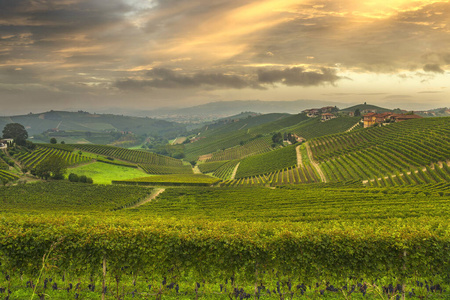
[193,165,202,174]
[230,162,240,180]
[305,142,327,183]
[295,145,302,167]
[130,188,165,208]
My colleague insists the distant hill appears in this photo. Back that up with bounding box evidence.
[144,100,348,118]
[0,110,186,141]
[340,103,392,113]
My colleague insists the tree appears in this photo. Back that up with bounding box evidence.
[2,123,28,146]
[68,173,79,182]
[35,155,67,180]
[50,138,57,144]
[272,132,283,144]
[354,109,361,117]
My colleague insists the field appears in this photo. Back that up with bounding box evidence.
[69,162,149,184]
[235,145,297,178]
[112,174,221,186]
[1,115,449,299]
[0,182,449,299]
[311,117,450,182]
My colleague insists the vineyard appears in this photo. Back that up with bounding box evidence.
[183,113,307,161]
[1,114,450,299]
[220,164,319,187]
[0,152,12,170]
[235,145,297,178]
[205,136,273,162]
[72,144,183,166]
[112,174,221,186]
[197,160,230,173]
[310,117,450,181]
[14,146,91,168]
[365,162,450,187]
[289,116,361,140]
[212,160,240,180]
[138,163,193,175]
[0,181,153,212]
[0,182,449,299]
[0,169,19,183]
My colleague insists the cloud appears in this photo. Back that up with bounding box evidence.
[115,68,264,90]
[417,91,443,94]
[257,67,342,86]
[116,67,344,90]
[423,64,444,73]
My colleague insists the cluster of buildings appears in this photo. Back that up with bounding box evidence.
[302,106,338,122]
[362,112,422,128]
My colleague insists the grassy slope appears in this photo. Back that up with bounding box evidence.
[69,162,148,184]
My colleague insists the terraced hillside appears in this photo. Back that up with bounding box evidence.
[183,113,291,161]
[184,113,361,162]
[72,144,183,166]
[205,136,273,162]
[365,162,450,187]
[288,116,361,139]
[235,145,297,179]
[14,146,91,168]
[310,117,450,181]
[220,164,319,187]
[0,169,20,183]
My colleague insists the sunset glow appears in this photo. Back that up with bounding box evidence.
[0,0,449,114]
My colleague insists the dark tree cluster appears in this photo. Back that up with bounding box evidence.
[33,156,67,180]
[2,123,28,146]
[68,173,94,184]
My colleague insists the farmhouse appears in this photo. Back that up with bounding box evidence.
[0,138,13,147]
[302,108,321,117]
[321,113,336,121]
[363,112,422,128]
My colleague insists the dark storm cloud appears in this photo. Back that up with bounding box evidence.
[423,64,445,73]
[257,67,342,86]
[115,68,264,90]
[115,67,343,90]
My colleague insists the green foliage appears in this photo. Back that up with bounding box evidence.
[113,174,220,186]
[0,181,152,211]
[236,145,297,178]
[198,160,229,173]
[69,162,148,184]
[139,163,193,175]
[289,116,360,140]
[206,136,273,162]
[221,164,319,187]
[68,172,79,182]
[0,169,20,183]
[272,132,283,144]
[2,123,28,145]
[34,155,67,180]
[312,117,450,181]
[212,160,240,180]
[72,144,182,166]
[49,137,57,144]
[14,145,91,169]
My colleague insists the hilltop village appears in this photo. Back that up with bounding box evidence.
[301,105,423,128]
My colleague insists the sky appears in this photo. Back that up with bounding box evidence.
[0,0,449,115]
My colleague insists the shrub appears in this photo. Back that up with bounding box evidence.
[68,173,79,182]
